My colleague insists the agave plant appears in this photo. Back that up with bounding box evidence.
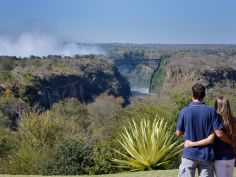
[113,117,183,171]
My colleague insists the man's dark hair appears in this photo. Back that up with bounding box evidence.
[192,83,205,101]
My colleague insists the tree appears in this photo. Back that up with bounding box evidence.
[0,57,16,71]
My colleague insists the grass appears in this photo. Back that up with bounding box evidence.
[2,168,236,177]
[0,170,178,177]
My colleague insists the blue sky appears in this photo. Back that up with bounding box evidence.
[0,0,236,44]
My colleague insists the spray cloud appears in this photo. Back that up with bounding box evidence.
[0,32,104,57]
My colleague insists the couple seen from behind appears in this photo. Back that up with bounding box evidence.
[176,83,236,177]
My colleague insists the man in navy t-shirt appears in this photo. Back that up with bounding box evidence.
[176,83,232,177]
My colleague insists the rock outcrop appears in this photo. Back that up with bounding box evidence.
[162,54,236,90]
[38,69,130,107]
[8,58,131,107]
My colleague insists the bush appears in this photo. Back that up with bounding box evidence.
[120,102,174,126]
[0,71,12,83]
[0,57,16,71]
[50,98,89,139]
[2,111,62,174]
[113,117,183,171]
[116,102,182,170]
[2,143,45,174]
[0,128,17,174]
[2,98,90,174]
[39,139,94,175]
[0,111,10,128]
[87,94,123,141]
[0,128,17,160]
[0,96,26,130]
[32,60,42,68]
[91,141,122,174]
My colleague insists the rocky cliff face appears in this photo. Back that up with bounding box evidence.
[38,69,130,107]
[162,54,236,90]
[10,58,130,107]
[202,69,236,88]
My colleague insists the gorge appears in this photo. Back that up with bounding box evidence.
[113,58,162,96]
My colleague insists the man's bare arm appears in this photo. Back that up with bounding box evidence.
[214,129,232,144]
[176,130,184,137]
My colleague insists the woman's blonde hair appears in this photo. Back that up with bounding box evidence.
[214,96,235,136]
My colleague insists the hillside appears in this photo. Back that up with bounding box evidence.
[163,52,236,90]
[0,57,130,107]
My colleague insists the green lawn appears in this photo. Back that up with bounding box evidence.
[1,169,236,177]
[0,170,177,177]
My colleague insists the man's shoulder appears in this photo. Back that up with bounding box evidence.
[179,106,189,114]
[180,104,215,114]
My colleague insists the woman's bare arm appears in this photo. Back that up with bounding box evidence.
[232,119,236,147]
[184,132,215,148]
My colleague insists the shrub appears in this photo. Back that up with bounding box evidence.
[2,142,46,174]
[0,128,18,173]
[0,57,16,71]
[50,98,89,138]
[0,128,17,160]
[32,60,42,68]
[0,71,12,83]
[0,111,10,128]
[113,117,183,171]
[120,103,174,125]
[169,88,191,111]
[0,96,26,130]
[167,84,192,127]
[118,102,181,165]
[18,59,27,68]
[2,98,89,174]
[87,94,123,141]
[22,73,36,85]
[2,111,62,174]
[91,141,122,174]
[39,139,94,175]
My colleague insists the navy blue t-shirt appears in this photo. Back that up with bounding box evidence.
[214,129,234,160]
[176,102,223,162]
